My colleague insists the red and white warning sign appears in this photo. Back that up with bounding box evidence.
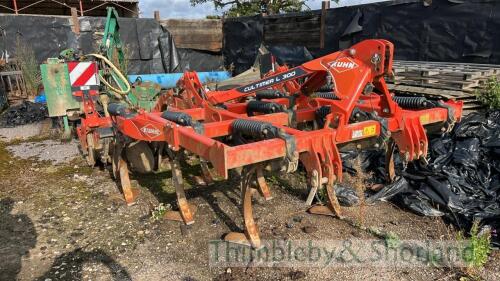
[67,62,99,88]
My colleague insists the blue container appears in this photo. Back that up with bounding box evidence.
[128,71,231,89]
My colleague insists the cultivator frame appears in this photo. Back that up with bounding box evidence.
[105,39,462,248]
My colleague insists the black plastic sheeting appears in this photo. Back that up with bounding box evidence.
[0,101,48,128]
[79,17,224,74]
[0,15,223,75]
[223,0,500,75]
[0,15,78,63]
[223,15,263,75]
[338,111,500,246]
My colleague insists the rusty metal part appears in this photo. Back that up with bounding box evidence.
[164,156,196,225]
[386,139,397,183]
[200,159,214,185]
[118,156,139,206]
[256,164,272,200]
[308,162,342,218]
[85,133,96,166]
[305,169,320,205]
[224,166,262,248]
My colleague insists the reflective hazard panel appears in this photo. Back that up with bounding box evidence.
[363,125,377,137]
[420,114,430,125]
[352,125,377,139]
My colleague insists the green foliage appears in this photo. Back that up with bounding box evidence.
[150,203,169,221]
[476,77,500,109]
[191,0,313,17]
[458,220,492,276]
[384,231,401,249]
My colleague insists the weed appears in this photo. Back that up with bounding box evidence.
[351,158,369,226]
[476,77,500,109]
[384,231,401,249]
[151,203,169,221]
[458,220,492,277]
[14,37,41,98]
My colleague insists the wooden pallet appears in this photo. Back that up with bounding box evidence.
[386,60,500,110]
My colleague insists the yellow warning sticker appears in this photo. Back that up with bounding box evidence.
[363,125,377,137]
[420,114,430,125]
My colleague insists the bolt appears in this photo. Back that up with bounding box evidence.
[349,48,356,56]
[356,144,362,149]
[374,143,380,148]
[383,108,389,113]
[371,53,381,64]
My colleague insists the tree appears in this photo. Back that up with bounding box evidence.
[190,0,311,17]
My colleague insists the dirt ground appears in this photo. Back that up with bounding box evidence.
[0,124,499,281]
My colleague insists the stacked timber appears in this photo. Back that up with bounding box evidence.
[160,19,222,52]
[386,60,500,110]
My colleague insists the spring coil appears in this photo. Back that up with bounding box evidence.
[393,96,431,109]
[247,100,284,116]
[318,75,334,92]
[232,119,278,139]
[255,89,286,100]
[314,92,339,100]
[161,111,193,126]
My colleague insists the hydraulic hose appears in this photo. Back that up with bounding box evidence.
[86,53,131,96]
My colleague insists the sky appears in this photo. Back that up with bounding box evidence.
[138,0,388,19]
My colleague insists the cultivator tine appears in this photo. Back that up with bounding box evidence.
[308,164,342,218]
[225,166,262,249]
[118,157,140,206]
[386,140,397,183]
[200,159,214,185]
[256,164,272,200]
[164,157,196,225]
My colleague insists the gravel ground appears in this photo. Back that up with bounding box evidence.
[0,137,498,281]
[6,139,80,165]
[0,122,46,142]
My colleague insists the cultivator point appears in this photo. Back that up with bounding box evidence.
[88,39,462,248]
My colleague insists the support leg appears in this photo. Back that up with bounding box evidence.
[62,115,71,140]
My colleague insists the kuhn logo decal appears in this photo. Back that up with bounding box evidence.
[328,57,358,73]
[140,125,161,138]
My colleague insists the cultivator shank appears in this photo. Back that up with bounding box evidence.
[104,39,462,248]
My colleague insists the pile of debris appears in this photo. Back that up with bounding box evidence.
[0,101,48,128]
[342,111,500,246]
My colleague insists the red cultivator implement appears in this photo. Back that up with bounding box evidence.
[104,39,462,248]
